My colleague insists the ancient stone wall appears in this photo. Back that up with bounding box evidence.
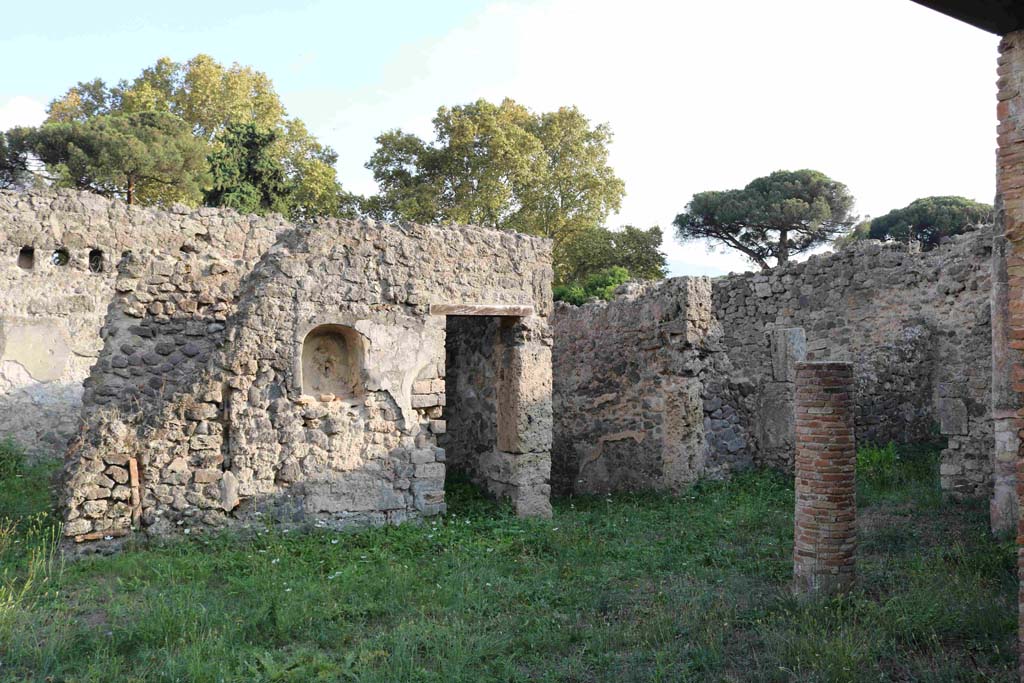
[713,233,992,498]
[63,216,554,544]
[553,230,993,498]
[0,189,287,458]
[552,277,749,494]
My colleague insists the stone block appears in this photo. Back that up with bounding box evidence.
[769,327,806,382]
[937,398,968,435]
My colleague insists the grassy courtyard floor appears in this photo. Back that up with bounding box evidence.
[0,442,1016,682]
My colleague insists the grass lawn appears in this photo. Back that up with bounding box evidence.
[0,439,1016,682]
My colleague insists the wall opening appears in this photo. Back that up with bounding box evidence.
[440,316,500,487]
[17,246,34,270]
[300,324,363,399]
[51,248,70,267]
[88,249,104,273]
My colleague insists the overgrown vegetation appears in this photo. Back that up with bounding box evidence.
[0,441,1014,682]
[553,265,632,305]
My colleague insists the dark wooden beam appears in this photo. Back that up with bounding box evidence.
[911,0,1024,35]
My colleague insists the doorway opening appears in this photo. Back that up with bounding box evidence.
[440,315,501,494]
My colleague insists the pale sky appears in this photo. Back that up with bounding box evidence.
[0,0,999,276]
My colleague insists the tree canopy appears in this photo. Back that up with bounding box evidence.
[364,98,630,278]
[867,196,992,249]
[34,54,355,218]
[556,225,666,285]
[673,170,856,270]
[205,122,290,214]
[10,112,210,205]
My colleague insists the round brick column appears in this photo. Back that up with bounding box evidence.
[793,361,856,596]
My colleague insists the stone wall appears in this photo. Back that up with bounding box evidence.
[0,189,287,458]
[62,216,554,544]
[552,277,748,494]
[553,230,993,498]
[713,232,993,498]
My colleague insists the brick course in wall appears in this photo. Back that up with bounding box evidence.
[793,361,856,596]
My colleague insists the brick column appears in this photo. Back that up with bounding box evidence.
[793,361,856,596]
[996,30,1024,681]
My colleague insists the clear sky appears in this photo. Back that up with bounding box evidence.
[0,0,1000,276]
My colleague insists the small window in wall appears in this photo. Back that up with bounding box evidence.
[17,246,34,270]
[300,325,364,398]
[51,248,70,267]
[88,249,104,273]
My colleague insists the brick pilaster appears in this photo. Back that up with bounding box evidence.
[997,30,1024,682]
[793,361,856,596]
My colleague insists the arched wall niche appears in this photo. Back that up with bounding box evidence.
[299,324,365,399]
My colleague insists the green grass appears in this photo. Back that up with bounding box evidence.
[0,442,1015,682]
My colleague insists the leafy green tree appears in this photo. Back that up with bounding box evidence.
[868,196,992,249]
[43,54,353,218]
[365,98,625,271]
[22,112,210,205]
[205,123,290,214]
[553,266,632,305]
[508,106,625,242]
[556,225,666,285]
[673,170,856,270]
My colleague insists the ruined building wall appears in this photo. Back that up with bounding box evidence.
[713,233,992,497]
[63,217,554,543]
[0,189,287,458]
[552,231,993,497]
[552,277,748,494]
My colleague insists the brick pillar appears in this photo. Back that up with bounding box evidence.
[996,30,1024,681]
[793,361,856,596]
